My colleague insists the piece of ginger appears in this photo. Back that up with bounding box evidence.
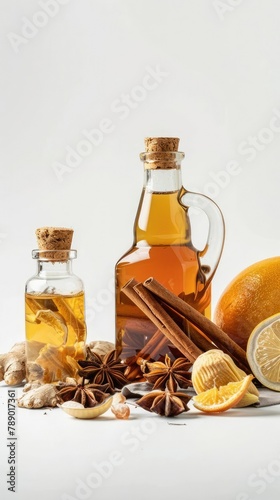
[87,340,114,358]
[0,342,26,385]
[17,382,58,409]
[0,339,114,387]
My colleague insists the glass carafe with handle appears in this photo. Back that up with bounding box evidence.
[115,137,225,380]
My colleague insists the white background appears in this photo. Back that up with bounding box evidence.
[1,0,280,352]
[1,3,280,500]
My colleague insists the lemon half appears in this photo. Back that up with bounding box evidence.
[246,314,280,392]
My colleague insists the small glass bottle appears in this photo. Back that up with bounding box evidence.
[25,227,87,384]
[115,137,225,379]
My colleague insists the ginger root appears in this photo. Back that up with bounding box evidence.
[87,340,115,359]
[18,382,58,409]
[0,339,115,390]
[0,342,26,385]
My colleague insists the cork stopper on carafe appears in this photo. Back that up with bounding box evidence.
[142,137,182,169]
[35,227,74,261]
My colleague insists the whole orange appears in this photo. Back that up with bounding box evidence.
[214,257,280,351]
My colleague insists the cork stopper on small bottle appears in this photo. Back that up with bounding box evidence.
[142,137,182,169]
[144,137,179,153]
[35,227,74,260]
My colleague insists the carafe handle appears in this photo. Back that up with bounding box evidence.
[180,190,225,288]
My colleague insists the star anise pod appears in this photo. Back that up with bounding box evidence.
[143,354,192,391]
[78,349,128,394]
[136,382,191,417]
[57,381,110,408]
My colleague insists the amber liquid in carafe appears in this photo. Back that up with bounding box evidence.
[115,189,211,367]
[25,291,86,383]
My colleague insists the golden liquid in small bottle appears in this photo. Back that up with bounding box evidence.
[115,191,211,374]
[25,291,86,383]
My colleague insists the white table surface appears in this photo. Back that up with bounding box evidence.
[1,385,280,500]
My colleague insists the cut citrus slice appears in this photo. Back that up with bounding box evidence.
[246,314,280,391]
[192,374,254,413]
[235,392,259,408]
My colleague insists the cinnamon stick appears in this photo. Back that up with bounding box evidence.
[122,279,164,332]
[124,330,170,381]
[161,301,216,353]
[124,363,144,381]
[121,279,169,365]
[132,283,202,362]
[143,277,250,372]
[138,329,169,360]
[122,279,202,362]
[124,331,169,381]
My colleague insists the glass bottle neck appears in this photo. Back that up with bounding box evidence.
[139,150,185,193]
[36,259,73,278]
[134,164,190,246]
[143,167,183,193]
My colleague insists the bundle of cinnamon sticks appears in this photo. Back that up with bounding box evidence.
[122,277,250,376]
